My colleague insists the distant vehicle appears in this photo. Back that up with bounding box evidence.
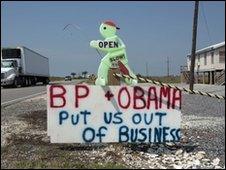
[1,46,49,88]
[64,76,72,81]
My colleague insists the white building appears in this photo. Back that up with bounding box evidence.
[182,41,225,85]
[187,41,225,72]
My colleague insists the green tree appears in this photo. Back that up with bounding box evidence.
[71,72,76,79]
[82,71,88,78]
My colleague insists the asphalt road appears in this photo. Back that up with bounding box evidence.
[1,79,85,106]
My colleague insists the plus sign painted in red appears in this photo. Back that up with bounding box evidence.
[105,91,114,101]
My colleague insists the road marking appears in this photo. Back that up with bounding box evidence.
[1,91,46,107]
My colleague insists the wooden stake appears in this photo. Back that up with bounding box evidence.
[189,1,199,91]
[108,68,120,85]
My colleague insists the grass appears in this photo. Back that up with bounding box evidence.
[14,160,127,169]
[140,75,181,84]
[2,140,128,169]
[50,76,89,82]
[86,162,127,169]
[49,76,64,82]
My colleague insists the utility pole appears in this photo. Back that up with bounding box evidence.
[145,62,149,77]
[167,57,170,77]
[189,1,199,91]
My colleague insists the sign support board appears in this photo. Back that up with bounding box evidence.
[47,84,181,143]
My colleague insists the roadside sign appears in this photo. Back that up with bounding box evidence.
[47,84,181,143]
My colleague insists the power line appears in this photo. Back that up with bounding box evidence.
[200,2,212,45]
[62,23,103,58]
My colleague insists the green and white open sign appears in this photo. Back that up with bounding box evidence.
[47,84,181,143]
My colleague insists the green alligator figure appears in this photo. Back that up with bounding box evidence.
[90,20,138,86]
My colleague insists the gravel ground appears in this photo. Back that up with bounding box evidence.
[1,85,225,169]
[174,83,225,96]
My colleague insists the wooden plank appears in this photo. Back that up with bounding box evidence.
[108,68,120,85]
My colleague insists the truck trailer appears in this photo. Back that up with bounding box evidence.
[1,46,49,87]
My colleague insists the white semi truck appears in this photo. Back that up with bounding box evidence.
[1,46,49,88]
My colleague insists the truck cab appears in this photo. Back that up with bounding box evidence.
[1,48,21,87]
[1,59,19,85]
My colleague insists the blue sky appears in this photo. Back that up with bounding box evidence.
[1,1,225,76]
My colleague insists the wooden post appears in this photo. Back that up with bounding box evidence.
[211,71,214,84]
[202,72,205,84]
[208,71,211,84]
[189,1,199,91]
[180,73,183,83]
[108,68,121,85]
[195,70,198,84]
[213,71,215,84]
[210,72,212,84]
[180,66,183,83]
[167,57,170,77]
[210,71,213,84]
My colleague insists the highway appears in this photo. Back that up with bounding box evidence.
[1,79,85,106]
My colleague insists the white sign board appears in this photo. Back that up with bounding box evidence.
[47,84,181,143]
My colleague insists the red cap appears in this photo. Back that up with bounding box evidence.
[103,20,120,29]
